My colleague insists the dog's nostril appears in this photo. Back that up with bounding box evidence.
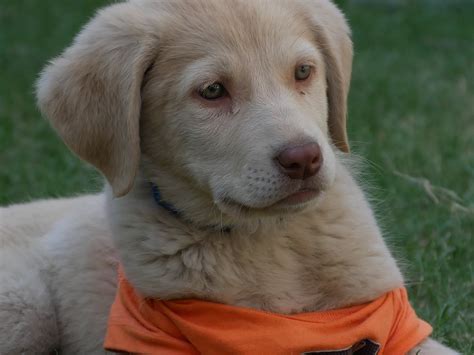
[276,143,323,180]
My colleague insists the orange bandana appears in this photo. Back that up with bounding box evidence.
[104,271,432,354]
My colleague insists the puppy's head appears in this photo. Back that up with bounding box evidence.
[37,0,352,224]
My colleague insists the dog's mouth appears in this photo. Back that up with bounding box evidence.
[277,188,319,205]
[216,188,321,217]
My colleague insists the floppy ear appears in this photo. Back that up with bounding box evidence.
[37,3,159,196]
[302,0,353,152]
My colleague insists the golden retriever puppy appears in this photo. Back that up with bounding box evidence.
[0,0,458,353]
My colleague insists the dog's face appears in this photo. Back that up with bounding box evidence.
[37,0,352,222]
[141,1,337,216]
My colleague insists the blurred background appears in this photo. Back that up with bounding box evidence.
[0,0,473,351]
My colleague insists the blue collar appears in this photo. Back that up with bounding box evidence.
[151,183,181,217]
[150,183,232,233]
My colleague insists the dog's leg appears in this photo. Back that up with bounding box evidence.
[0,197,100,354]
[409,337,459,355]
[0,248,58,354]
[41,208,118,354]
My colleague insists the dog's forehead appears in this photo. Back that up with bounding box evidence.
[152,0,321,96]
[159,0,314,61]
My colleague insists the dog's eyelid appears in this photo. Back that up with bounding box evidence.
[191,74,230,93]
[178,59,231,98]
[198,80,223,91]
[295,57,318,68]
[292,43,321,64]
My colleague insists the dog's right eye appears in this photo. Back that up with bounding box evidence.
[199,83,227,100]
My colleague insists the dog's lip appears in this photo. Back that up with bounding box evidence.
[277,188,319,205]
[219,188,319,212]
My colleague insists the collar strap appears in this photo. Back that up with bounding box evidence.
[150,183,232,233]
[151,183,181,217]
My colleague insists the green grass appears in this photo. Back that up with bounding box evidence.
[1,0,473,351]
[342,2,474,351]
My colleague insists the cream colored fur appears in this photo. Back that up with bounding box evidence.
[0,0,458,353]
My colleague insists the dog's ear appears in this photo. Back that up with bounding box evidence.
[37,3,160,196]
[302,0,353,152]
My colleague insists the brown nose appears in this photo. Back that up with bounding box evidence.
[276,143,323,180]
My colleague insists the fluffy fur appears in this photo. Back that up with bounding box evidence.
[0,0,457,353]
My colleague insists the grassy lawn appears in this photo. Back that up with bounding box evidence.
[1,0,472,351]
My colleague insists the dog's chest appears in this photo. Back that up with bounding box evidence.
[133,225,403,314]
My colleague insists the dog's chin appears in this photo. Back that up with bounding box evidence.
[215,188,325,219]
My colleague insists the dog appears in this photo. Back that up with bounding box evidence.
[0,0,459,353]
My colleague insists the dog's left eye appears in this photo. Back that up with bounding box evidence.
[295,65,312,81]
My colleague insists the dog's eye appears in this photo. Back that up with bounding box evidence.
[199,83,227,100]
[295,65,312,81]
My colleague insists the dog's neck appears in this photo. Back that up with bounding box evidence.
[150,182,233,233]
[107,161,404,314]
